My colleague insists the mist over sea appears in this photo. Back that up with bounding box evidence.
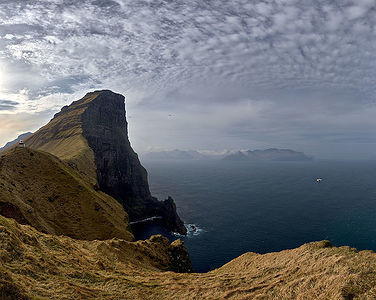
[133,159,376,273]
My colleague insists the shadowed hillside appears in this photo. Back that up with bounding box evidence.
[0,147,133,241]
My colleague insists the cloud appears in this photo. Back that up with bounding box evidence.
[0,0,376,158]
[0,99,18,110]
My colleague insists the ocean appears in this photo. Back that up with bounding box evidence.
[133,159,376,273]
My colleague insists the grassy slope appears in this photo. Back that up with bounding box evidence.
[24,92,100,184]
[1,217,376,299]
[0,147,133,241]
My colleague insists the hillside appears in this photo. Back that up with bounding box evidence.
[0,147,133,241]
[24,90,186,235]
[0,215,192,299]
[0,216,375,299]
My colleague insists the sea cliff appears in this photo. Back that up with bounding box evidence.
[24,90,186,235]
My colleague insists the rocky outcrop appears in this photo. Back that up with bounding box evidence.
[167,238,193,273]
[158,196,186,235]
[148,234,192,273]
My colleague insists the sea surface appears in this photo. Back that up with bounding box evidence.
[133,159,376,273]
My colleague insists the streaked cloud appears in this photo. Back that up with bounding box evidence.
[0,0,376,158]
[0,99,18,110]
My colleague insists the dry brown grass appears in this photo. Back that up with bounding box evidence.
[23,92,101,184]
[0,216,182,299]
[1,215,376,299]
[0,147,133,241]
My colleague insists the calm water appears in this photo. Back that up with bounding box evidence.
[133,159,376,273]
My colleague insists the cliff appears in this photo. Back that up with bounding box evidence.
[0,216,374,299]
[25,90,186,235]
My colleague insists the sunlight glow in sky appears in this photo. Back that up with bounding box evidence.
[1,0,376,158]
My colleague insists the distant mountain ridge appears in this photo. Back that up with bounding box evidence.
[142,149,214,160]
[0,132,32,152]
[223,148,312,161]
[142,148,312,161]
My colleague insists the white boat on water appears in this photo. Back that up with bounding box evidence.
[316,178,323,182]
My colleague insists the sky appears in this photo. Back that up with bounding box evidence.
[1,0,376,159]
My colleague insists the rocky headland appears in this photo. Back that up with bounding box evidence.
[24,90,186,235]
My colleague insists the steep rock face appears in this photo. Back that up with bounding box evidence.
[81,91,151,204]
[81,91,186,235]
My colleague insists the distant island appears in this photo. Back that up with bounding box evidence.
[142,148,313,162]
[142,149,210,160]
[223,148,313,162]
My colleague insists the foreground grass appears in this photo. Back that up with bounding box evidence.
[0,147,133,241]
[1,215,376,299]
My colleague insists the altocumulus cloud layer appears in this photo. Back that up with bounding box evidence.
[0,0,376,158]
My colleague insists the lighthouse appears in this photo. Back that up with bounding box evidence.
[17,140,26,148]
